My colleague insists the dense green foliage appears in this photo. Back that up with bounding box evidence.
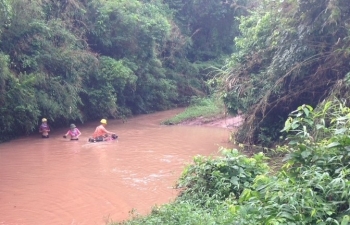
[215,0,350,145]
[163,0,246,61]
[0,0,11,35]
[114,99,350,225]
[176,149,269,206]
[4,0,350,223]
[0,0,244,142]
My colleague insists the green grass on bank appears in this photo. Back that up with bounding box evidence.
[113,201,234,225]
[162,97,225,125]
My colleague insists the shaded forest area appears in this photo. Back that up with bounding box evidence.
[0,0,245,142]
[1,0,350,146]
[216,0,350,146]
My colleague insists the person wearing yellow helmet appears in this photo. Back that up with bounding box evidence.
[89,119,117,142]
[39,118,50,138]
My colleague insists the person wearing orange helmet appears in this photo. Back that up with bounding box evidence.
[89,119,117,142]
[39,118,50,138]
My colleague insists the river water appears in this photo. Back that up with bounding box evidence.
[0,109,235,225]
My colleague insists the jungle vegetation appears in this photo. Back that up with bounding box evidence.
[3,0,348,147]
[215,0,350,146]
[2,0,350,224]
[114,98,350,224]
[0,0,243,142]
[110,0,350,224]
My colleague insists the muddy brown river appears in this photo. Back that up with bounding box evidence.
[0,109,235,225]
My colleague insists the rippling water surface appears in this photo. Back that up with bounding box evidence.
[0,109,235,225]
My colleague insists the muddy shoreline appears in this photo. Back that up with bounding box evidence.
[178,114,244,129]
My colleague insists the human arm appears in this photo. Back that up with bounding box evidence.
[92,125,114,138]
[76,128,82,137]
[63,130,70,138]
[102,126,115,135]
[107,130,115,135]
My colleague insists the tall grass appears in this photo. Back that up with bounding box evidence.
[162,96,225,125]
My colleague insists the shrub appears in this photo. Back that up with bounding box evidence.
[176,148,269,208]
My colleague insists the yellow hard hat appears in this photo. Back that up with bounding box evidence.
[42,118,47,122]
[100,119,107,124]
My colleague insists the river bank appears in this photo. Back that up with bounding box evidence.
[178,114,244,129]
[0,109,236,225]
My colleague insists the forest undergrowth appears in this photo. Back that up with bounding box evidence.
[113,98,350,225]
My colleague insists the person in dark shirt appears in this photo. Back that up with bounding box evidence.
[39,118,50,138]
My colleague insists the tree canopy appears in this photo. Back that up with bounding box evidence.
[0,0,243,142]
[1,0,350,147]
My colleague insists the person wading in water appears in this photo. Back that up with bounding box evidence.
[63,124,82,141]
[89,119,117,142]
[39,118,50,138]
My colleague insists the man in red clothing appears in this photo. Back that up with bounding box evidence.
[89,119,117,142]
